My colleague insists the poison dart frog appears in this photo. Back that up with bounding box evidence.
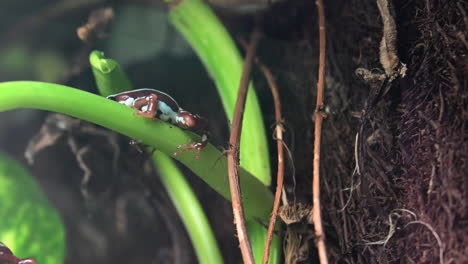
[107,88,209,159]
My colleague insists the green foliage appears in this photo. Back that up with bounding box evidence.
[0,152,65,264]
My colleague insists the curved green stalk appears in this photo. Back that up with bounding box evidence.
[89,50,133,96]
[0,81,272,220]
[169,0,271,186]
[90,53,223,263]
[153,152,224,264]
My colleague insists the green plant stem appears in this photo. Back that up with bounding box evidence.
[169,0,271,186]
[89,50,133,96]
[0,81,272,220]
[153,152,224,264]
[247,221,281,264]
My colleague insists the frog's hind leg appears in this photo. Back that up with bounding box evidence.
[133,94,158,118]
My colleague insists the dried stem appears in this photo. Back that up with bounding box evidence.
[311,0,329,263]
[257,62,284,264]
[226,29,261,264]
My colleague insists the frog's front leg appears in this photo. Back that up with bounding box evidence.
[171,111,209,159]
[133,94,158,118]
[173,134,208,160]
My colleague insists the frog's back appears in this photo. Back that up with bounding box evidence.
[132,89,180,111]
[107,88,180,112]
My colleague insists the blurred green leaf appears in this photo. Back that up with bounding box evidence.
[0,152,66,264]
[0,45,33,76]
[33,50,67,82]
[106,6,191,66]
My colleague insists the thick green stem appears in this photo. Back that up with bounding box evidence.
[0,81,273,220]
[169,0,271,186]
[153,152,224,264]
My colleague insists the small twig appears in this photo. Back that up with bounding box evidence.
[256,61,285,264]
[354,133,361,175]
[227,29,261,264]
[361,210,444,264]
[77,7,114,44]
[74,145,92,199]
[337,167,358,212]
[310,0,329,263]
[406,221,444,264]
[362,211,400,246]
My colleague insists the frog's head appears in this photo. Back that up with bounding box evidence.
[176,111,208,131]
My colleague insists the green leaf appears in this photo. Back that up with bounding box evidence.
[0,152,65,264]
